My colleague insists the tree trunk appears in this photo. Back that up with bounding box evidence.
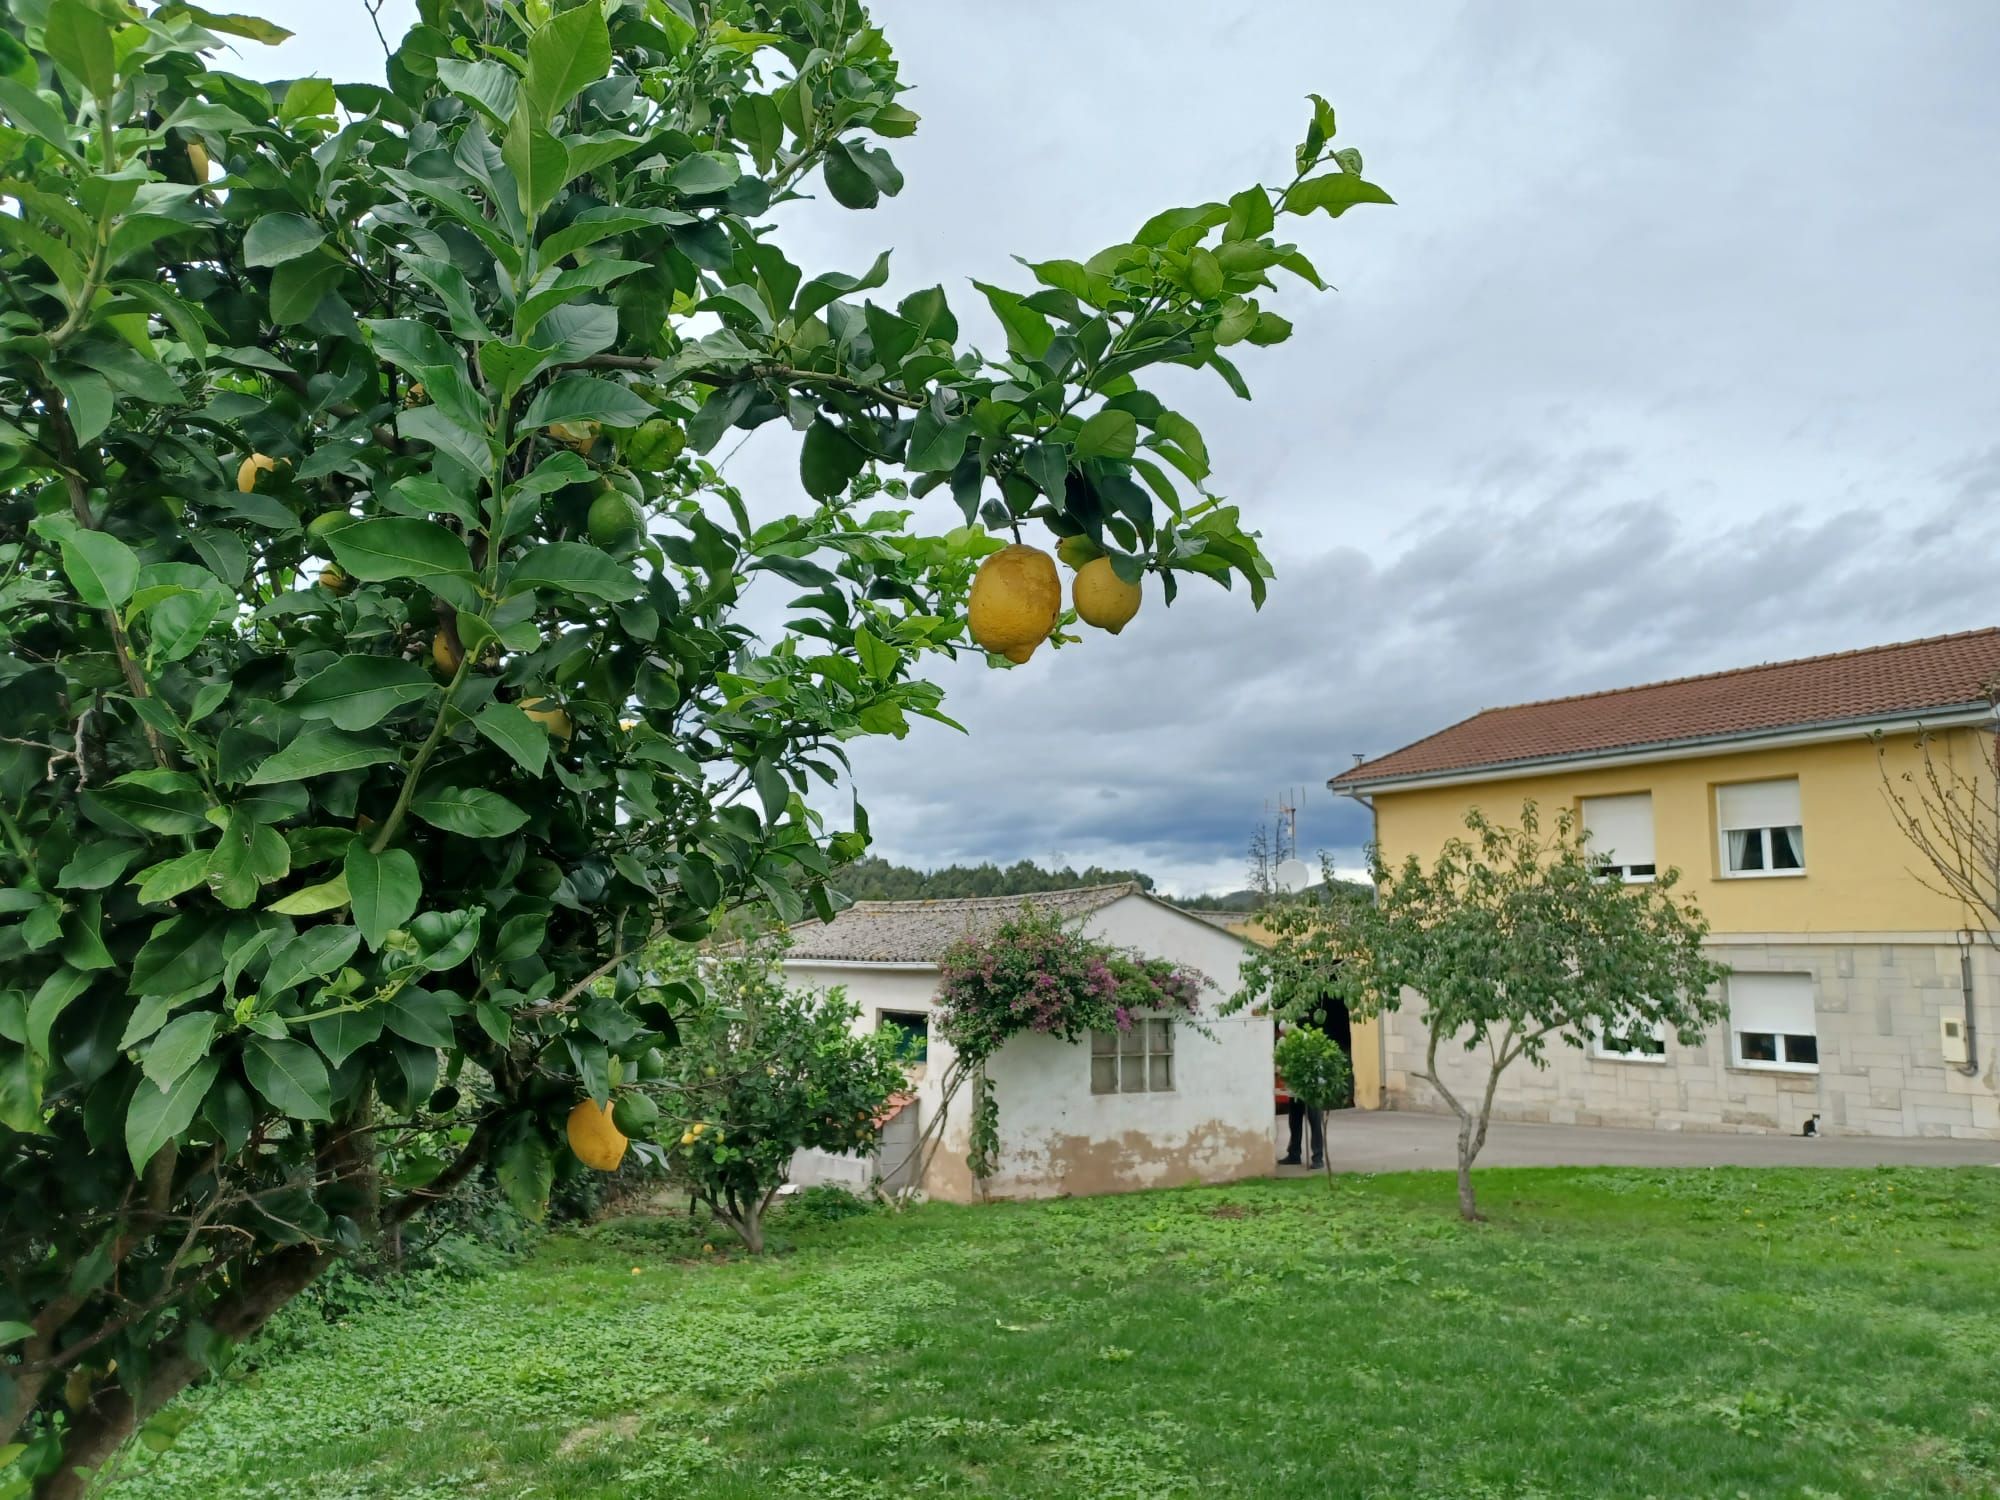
[1455,1134,1480,1221]
[34,1245,332,1500]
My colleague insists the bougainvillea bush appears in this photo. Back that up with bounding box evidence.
[928,905,1206,1182]
[935,905,1202,1055]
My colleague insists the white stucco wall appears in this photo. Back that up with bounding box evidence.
[783,894,1275,1202]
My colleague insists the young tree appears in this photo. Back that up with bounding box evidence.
[1271,1024,1349,1182]
[662,954,904,1255]
[0,3,1389,1488]
[1237,804,1726,1220]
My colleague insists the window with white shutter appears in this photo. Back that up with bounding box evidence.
[1728,972,1818,1071]
[1717,779,1805,877]
[1581,793,1656,882]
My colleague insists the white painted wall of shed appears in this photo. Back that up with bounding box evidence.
[782,893,1274,1202]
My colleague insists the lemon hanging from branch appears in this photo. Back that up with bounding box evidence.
[966,543,1061,663]
[1072,556,1142,635]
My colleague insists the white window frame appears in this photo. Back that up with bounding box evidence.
[1090,1017,1175,1095]
[1590,1016,1668,1063]
[1728,972,1819,1073]
[1717,779,1806,880]
[1581,793,1657,884]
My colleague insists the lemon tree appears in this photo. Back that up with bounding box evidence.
[0,1,1390,1490]
[656,950,905,1255]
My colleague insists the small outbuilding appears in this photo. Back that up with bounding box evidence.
[780,884,1273,1202]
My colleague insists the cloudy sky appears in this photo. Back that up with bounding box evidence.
[250,1,2000,894]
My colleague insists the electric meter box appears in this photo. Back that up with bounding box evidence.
[1941,1014,1970,1065]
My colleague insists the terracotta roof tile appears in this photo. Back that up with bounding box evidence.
[1332,629,2000,790]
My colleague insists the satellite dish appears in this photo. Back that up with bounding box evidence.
[1273,858,1312,894]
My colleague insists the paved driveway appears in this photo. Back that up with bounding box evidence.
[1272,1109,2000,1175]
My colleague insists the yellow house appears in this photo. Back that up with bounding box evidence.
[1329,630,2000,1140]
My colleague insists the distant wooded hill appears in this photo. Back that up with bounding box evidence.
[826,856,1355,912]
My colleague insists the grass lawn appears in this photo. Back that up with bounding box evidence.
[110,1166,2000,1500]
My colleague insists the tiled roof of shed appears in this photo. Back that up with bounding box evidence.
[1331,629,2000,791]
[780,884,1142,964]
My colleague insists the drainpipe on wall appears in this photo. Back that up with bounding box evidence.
[1958,928,1982,1077]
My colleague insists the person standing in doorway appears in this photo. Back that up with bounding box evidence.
[1276,991,1345,1168]
[1278,1074,1325,1168]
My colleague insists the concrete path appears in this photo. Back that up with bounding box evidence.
[1270,1109,2000,1177]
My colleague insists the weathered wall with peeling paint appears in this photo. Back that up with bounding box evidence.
[783,894,1276,1202]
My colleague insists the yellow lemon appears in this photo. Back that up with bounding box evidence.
[679,1130,695,1146]
[967,543,1061,664]
[431,628,463,675]
[566,1100,628,1172]
[520,696,573,742]
[237,452,277,493]
[1071,556,1142,635]
[318,565,353,595]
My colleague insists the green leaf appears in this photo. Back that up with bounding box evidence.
[247,726,396,785]
[290,655,438,731]
[0,1049,46,1134]
[383,989,455,1048]
[153,4,294,44]
[309,1007,383,1068]
[269,255,341,325]
[324,518,475,583]
[435,58,519,126]
[132,849,211,905]
[502,109,570,219]
[665,150,741,195]
[821,139,878,209]
[972,281,1054,361]
[0,1320,33,1347]
[243,213,326,267]
[344,843,420,951]
[0,78,76,156]
[496,1128,553,1220]
[45,0,116,101]
[261,925,360,997]
[520,377,655,430]
[243,1035,331,1121]
[905,408,967,473]
[410,785,529,838]
[130,914,225,999]
[854,625,898,682]
[1186,246,1224,299]
[57,526,139,609]
[205,807,292,909]
[126,1057,218,1173]
[28,966,91,1059]
[508,541,643,602]
[472,702,550,776]
[91,770,210,836]
[276,77,335,127]
[1283,172,1395,218]
[266,873,351,916]
[142,1011,220,1090]
[524,1,611,123]
[799,418,868,501]
[57,840,140,890]
[1075,409,1138,461]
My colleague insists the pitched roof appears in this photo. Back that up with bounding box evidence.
[1332,628,2000,792]
[780,884,1142,964]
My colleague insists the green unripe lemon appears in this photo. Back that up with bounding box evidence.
[518,858,565,898]
[611,1093,660,1137]
[587,489,643,548]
